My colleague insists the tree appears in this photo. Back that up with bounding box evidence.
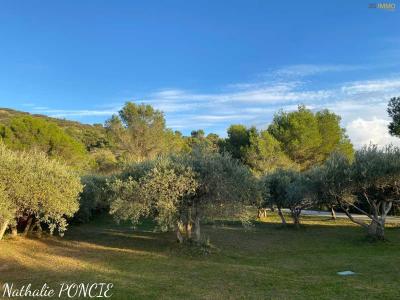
[109,157,198,243]
[262,169,312,227]
[0,116,89,169]
[314,146,400,240]
[0,143,82,240]
[243,129,296,175]
[187,130,221,153]
[180,149,258,241]
[285,172,313,227]
[388,97,400,137]
[268,106,322,169]
[348,145,400,239]
[268,105,353,169]
[91,149,118,174]
[109,150,257,243]
[106,102,181,162]
[74,175,110,223]
[316,110,354,162]
[0,183,15,240]
[262,169,296,225]
[223,124,251,160]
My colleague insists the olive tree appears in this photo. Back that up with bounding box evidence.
[179,149,257,241]
[262,169,311,227]
[0,144,82,240]
[307,160,348,220]
[349,145,400,239]
[285,172,313,227]
[109,157,198,243]
[109,150,257,243]
[314,146,400,240]
[0,183,15,240]
[261,170,292,225]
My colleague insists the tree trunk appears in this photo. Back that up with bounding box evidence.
[23,216,33,237]
[176,222,184,243]
[291,211,300,229]
[277,207,286,225]
[258,208,267,219]
[367,220,385,240]
[330,207,336,220]
[186,222,192,240]
[10,224,17,237]
[194,215,201,242]
[0,219,9,241]
[31,220,42,238]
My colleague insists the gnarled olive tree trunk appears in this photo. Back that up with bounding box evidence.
[0,219,10,241]
[10,223,17,237]
[330,206,337,220]
[176,221,185,243]
[257,208,267,219]
[339,200,392,240]
[23,216,33,237]
[367,219,385,240]
[277,207,286,225]
[194,215,201,242]
[290,208,301,229]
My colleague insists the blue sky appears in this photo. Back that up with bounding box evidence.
[0,0,399,147]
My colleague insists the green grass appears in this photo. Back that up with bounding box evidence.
[1,214,400,299]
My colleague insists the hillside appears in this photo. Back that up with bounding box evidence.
[0,107,110,151]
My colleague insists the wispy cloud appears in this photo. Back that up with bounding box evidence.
[272,64,366,78]
[26,64,400,147]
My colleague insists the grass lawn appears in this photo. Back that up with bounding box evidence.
[1,213,400,299]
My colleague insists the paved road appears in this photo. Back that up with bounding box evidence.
[281,209,400,223]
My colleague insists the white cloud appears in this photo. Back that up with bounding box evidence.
[25,65,400,147]
[346,117,400,148]
[273,64,365,77]
[342,78,400,94]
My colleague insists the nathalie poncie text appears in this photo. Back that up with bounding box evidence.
[2,283,113,298]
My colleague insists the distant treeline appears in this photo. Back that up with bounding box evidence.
[0,103,354,174]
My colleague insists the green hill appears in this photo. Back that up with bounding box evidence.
[0,107,110,151]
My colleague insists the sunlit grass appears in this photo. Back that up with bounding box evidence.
[1,213,400,299]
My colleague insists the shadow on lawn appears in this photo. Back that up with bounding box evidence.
[2,215,400,300]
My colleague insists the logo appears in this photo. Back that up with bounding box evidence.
[369,3,396,10]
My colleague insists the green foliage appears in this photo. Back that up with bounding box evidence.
[308,152,353,209]
[316,110,354,162]
[181,148,258,216]
[105,102,186,163]
[0,143,82,236]
[261,168,312,226]
[269,105,353,169]
[90,149,118,174]
[387,96,400,137]
[223,124,251,160]
[0,116,89,169]
[0,183,15,226]
[243,129,296,175]
[109,157,198,232]
[262,169,298,209]
[350,145,400,215]
[74,175,110,223]
[187,131,222,153]
[310,145,400,239]
[109,150,258,242]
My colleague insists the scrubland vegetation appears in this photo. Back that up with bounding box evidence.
[1,97,400,299]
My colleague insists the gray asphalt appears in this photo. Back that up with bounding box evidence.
[281,209,400,223]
